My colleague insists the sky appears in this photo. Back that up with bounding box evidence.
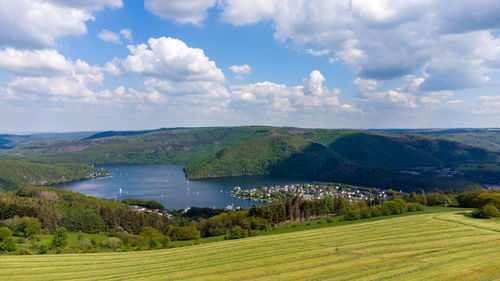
[1,0,500,132]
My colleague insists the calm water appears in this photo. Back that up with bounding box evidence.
[56,164,315,210]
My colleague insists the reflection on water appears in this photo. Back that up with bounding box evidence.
[56,164,315,210]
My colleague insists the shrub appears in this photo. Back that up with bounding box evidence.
[393,198,408,213]
[317,220,323,224]
[344,209,361,220]
[360,208,372,219]
[159,236,171,248]
[382,201,402,215]
[225,225,247,240]
[0,237,17,252]
[326,218,334,223]
[407,203,425,212]
[371,206,383,217]
[170,226,200,241]
[19,249,29,255]
[148,238,162,249]
[38,244,48,254]
[103,237,122,250]
[472,204,500,219]
[79,239,92,250]
[51,227,68,249]
[0,227,12,241]
[17,237,26,244]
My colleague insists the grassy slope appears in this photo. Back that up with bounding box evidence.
[0,160,108,191]
[1,211,499,280]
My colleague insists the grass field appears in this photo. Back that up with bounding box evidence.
[1,211,499,280]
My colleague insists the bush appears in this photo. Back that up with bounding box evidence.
[472,204,500,219]
[51,227,68,249]
[360,208,372,219]
[225,225,247,240]
[393,198,408,213]
[159,236,171,248]
[0,237,17,252]
[38,244,48,254]
[0,227,12,241]
[344,209,361,220]
[103,237,122,250]
[149,238,162,249]
[407,203,425,212]
[371,206,383,217]
[326,218,334,223]
[317,220,323,224]
[17,237,26,244]
[382,201,402,215]
[8,217,41,238]
[170,226,200,241]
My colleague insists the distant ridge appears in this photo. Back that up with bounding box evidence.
[84,127,208,140]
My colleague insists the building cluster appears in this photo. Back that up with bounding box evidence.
[232,183,386,203]
[434,168,464,177]
[130,205,172,218]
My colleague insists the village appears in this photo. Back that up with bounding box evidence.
[231,183,387,203]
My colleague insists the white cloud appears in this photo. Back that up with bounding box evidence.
[98,30,122,44]
[145,0,216,25]
[231,70,351,113]
[304,49,331,56]
[120,29,132,41]
[0,48,142,109]
[48,0,122,11]
[0,0,122,48]
[217,0,500,92]
[120,37,229,111]
[229,64,252,75]
[122,37,225,82]
[0,48,73,76]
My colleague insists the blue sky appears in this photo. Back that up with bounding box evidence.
[1,0,500,132]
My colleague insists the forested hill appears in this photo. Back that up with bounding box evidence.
[0,160,109,192]
[2,126,499,192]
[184,133,495,192]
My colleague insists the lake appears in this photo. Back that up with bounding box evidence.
[56,164,316,210]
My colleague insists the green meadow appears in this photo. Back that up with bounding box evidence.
[1,211,499,280]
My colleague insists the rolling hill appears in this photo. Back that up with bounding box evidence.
[0,160,109,192]
[1,211,499,280]
[2,126,499,192]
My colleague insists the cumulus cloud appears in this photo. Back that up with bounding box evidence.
[120,37,229,111]
[229,64,252,75]
[0,48,73,76]
[122,37,225,82]
[0,48,142,109]
[145,0,216,25]
[0,0,122,48]
[231,70,352,113]
[216,0,500,93]
[98,30,122,44]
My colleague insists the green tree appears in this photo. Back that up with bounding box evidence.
[472,204,499,219]
[22,217,41,238]
[0,227,12,241]
[0,236,17,252]
[51,227,68,249]
[324,196,335,214]
[38,244,48,254]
